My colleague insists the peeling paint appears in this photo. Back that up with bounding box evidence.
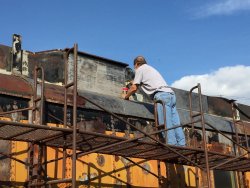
[21,50,29,76]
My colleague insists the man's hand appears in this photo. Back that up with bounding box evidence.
[124,84,137,100]
[121,84,137,100]
[121,93,129,100]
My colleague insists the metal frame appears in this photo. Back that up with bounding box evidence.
[0,45,250,187]
[188,84,250,188]
[189,84,211,187]
[232,102,249,188]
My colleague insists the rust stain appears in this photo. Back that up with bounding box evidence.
[207,142,232,155]
[236,121,250,135]
[0,73,85,106]
[0,45,11,70]
[207,97,232,118]
[28,51,65,83]
[0,74,32,98]
[44,83,85,106]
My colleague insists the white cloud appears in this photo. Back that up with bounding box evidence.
[195,0,250,17]
[171,65,250,105]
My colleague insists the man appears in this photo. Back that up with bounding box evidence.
[124,56,185,146]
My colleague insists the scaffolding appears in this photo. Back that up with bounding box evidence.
[0,44,250,187]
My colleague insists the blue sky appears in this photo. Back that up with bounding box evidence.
[1,0,250,104]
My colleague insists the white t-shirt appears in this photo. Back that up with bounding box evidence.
[133,64,173,96]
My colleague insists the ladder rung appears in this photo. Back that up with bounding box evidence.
[65,82,74,88]
[235,120,242,123]
[157,125,165,129]
[239,140,247,144]
[34,97,41,102]
[191,112,201,118]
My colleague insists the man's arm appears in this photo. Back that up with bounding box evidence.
[124,66,142,100]
[124,84,138,100]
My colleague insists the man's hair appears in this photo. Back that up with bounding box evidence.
[134,56,147,66]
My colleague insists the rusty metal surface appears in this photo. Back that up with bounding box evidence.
[0,119,249,172]
[0,73,32,98]
[238,103,250,121]
[28,51,65,83]
[1,44,249,122]
[0,73,85,106]
[189,84,211,188]
[64,48,128,67]
[78,90,240,134]
[238,121,250,135]
[0,140,11,181]
[174,88,209,113]
[45,83,85,106]
[207,96,233,118]
[28,48,128,86]
[0,72,244,134]
[0,44,11,71]
[36,48,128,67]
[0,43,248,117]
[0,71,247,136]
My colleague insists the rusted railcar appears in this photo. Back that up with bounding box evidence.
[0,35,249,188]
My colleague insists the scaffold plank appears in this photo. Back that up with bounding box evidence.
[0,119,249,172]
